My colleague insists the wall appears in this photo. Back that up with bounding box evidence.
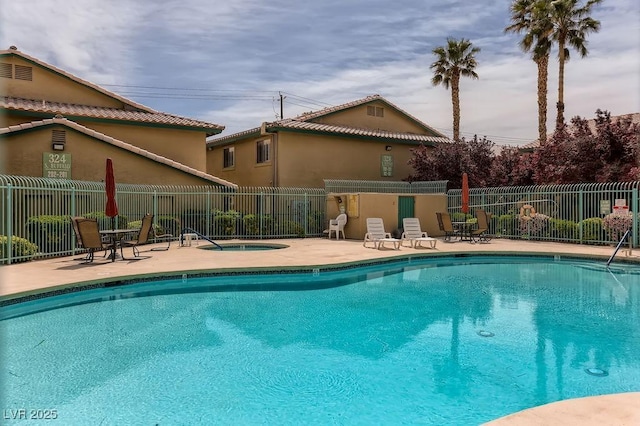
[81,121,207,172]
[2,56,124,108]
[207,134,275,186]
[276,132,422,188]
[326,193,448,240]
[1,127,219,186]
[311,101,432,135]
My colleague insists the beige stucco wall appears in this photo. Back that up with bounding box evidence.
[326,193,448,240]
[80,122,207,172]
[2,56,123,108]
[311,100,432,135]
[1,127,219,186]
[276,132,420,187]
[207,134,275,187]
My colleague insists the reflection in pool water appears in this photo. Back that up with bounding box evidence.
[1,256,639,425]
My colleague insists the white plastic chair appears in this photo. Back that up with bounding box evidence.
[401,218,437,248]
[328,213,347,239]
[363,218,400,250]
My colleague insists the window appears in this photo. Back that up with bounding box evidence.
[0,62,12,79]
[14,65,33,81]
[257,139,271,163]
[223,146,235,168]
[367,106,384,117]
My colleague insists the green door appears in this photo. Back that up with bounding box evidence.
[398,196,415,230]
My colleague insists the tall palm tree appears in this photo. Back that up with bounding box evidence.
[545,0,603,129]
[505,0,553,145]
[430,38,480,141]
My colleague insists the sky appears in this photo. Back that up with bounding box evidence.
[1,0,639,145]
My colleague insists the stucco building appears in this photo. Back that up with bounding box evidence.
[0,46,235,188]
[206,95,451,188]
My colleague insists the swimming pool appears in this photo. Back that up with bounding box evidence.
[1,255,639,425]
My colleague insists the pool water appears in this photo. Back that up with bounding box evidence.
[1,256,639,425]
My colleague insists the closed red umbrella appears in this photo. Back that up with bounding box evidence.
[105,158,118,230]
[461,172,469,214]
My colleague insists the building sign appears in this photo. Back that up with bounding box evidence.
[43,153,72,179]
[381,154,393,177]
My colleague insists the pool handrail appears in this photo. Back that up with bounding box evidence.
[606,229,631,267]
[180,227,223,250]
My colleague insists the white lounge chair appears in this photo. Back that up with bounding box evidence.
[401,218,437,249]
[328,213,347,239]
[364,218,401,250]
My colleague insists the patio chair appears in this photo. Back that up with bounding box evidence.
[437,212,459,242]
[363,218,401,250]
[470,209,491,243]
[328,213,347,240]
[75,218,110,263]
[120,213,154,258]
[401,218,437,249]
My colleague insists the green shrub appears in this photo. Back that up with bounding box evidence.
[26,215,72,252]
[548,218,579,239]
[580,217,604,242]
[0,235,39,262]
[279,220,305,237]
[213,210,240,236]
[156,215,180,236]
[497,214,518,236]
[451,212,472,223]
[85,211,129,230]
[243,214,274,236]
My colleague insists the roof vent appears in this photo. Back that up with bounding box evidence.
[9,46,17,50]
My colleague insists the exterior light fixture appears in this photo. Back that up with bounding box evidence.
[385,145,392,151]
[52,143,65,151]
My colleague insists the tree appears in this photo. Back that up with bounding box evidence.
[408,136,494,188]
[505,0,553,145]
[430,38,480,141]
[543,0,603,129]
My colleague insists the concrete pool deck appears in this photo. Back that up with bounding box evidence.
[2,237,639,424]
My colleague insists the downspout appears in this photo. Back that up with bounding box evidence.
[272,132,278,187]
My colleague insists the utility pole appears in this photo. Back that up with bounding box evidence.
[279,91,285,119]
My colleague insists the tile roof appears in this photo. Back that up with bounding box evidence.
[207,94,450,146]
[520,112,640,150]
[2,97,224,133]
[267,119,450,144]
[0,117,238,189]
[293,94,446,137]
[1,47,224,134]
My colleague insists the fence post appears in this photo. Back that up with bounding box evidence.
[304,192,309,237]
[634,184,639,248]
[578,185,584,244]
[206,191,211,238]
[6,183,13,264]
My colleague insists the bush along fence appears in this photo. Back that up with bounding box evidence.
[447,181,638,247]
[0,176,326,264]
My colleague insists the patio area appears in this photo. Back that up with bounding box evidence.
[1,236,639,425]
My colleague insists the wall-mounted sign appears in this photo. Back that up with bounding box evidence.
[381,154,393,177]
[43,153,72,179]
[600,200,610,215]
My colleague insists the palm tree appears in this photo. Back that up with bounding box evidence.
[545,0,603,129]
[430,38,480,141]
[505,0,553,145]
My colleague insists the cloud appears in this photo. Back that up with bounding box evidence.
[3,0,638,146]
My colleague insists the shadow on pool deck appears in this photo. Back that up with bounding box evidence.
[1,237,639,425]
